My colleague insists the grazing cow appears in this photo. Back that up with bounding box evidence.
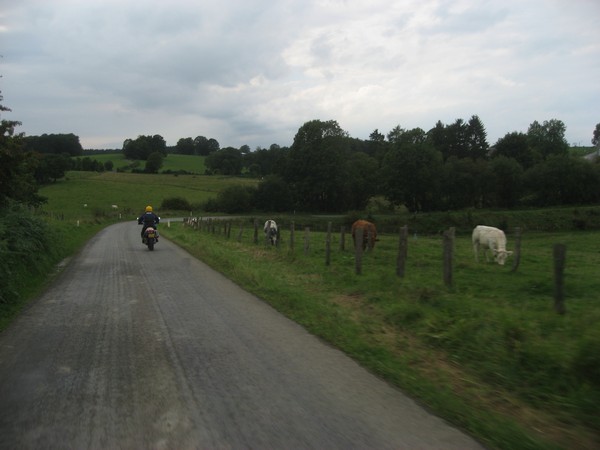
[472,225,513,265]
[264,220,278,245]
[351,220,378,250]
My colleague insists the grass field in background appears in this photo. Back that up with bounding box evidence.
[40,170,257,221]
[82,152,207,174]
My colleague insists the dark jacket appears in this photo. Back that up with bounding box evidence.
[138,212,160,228]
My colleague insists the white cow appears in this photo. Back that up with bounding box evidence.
[263,220,278,245]
[472,225,513,265]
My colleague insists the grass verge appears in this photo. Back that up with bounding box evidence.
[161,221,599,450]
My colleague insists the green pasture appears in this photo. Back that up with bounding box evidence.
[161,219,600,450]
[81,152,207,173]
[39,171,257,221]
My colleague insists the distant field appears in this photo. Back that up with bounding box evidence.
[40,171,257,220]
[81,152,207,174]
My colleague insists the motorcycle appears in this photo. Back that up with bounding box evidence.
[142,226,158,251]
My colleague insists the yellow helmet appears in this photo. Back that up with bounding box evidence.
[145,205,153,212]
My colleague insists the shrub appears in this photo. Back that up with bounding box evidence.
[0,203,59,305]
[161,196,192,211]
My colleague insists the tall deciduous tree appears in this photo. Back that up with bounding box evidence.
[592,123,600,147]
[24,133,83,156]
[0,90,44,207]
[489,156,524,208]
[380,138,443,212]
[205,147,242,175]
[175,137,195,155]
[441,157,491,209]
[123,134,166,160]
[524,155,600,206]
[527,119,569,159]
[145,152,164,173]
[285,120,350,212]
[493,132,535,169]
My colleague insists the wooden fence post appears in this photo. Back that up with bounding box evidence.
[354,227,363,275]
[511,227,522,272]
[304,227,310,255]
[326,222,332,266]
[289,221,295,252]
[237,223,243,242]
[553,243,566,315]
[253,219,259,244]
[443,227,455,287]
[339,226,346,251]
[396,225,408,278]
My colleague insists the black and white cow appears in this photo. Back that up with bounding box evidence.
[264,220,278,246]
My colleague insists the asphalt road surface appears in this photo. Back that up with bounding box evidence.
[0,221,484,449]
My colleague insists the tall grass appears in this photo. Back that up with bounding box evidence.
[161,220,600,450]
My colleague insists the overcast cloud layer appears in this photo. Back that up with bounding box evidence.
[1,0,599,150]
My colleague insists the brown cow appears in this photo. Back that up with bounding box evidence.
[351,220,378,250]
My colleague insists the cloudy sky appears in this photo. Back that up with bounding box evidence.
[1,0,599,150]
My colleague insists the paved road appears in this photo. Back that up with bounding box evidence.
[0,222,484,449]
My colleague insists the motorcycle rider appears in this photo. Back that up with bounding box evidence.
[138,205,160,242]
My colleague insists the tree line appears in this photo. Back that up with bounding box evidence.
[203,118,600,213]
[3,82,600,214]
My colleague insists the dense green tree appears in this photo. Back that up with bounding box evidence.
[493,132,536,169]
[388,126,427,146]
[344,152,379,210]
[489,156,524,208]
[366,128,388,162]
[193,136,209,155]
[145,152,164,173]
[380,139,443,212]
[24,133,83,156]
[428,116,488,161]
[123,134,166,160]
[192,136,220,156]
[441,157,491,209]
[34,153,71,183]
[284,120,350,212]
[205,147,242,175]
[527,119,569,159]
[175,137,195,155]
[207,138,220,154]
[592,123,600,147]
[524,155,600,206]
[244,145,289,178]
[255,175,292,212]
[0,91,44,207]
[215,185,256,213]
[466,115,489,160]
